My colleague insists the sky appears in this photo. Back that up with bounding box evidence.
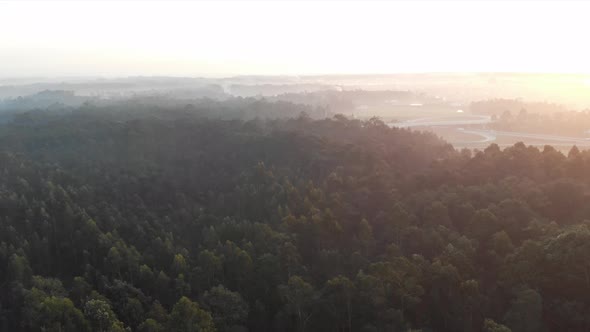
[1,0,590,77]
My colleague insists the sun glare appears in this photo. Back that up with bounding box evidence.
[2,1,590,77]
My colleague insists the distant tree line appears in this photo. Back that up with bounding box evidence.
[470,98,590,136]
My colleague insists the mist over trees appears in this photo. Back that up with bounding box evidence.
[0,99,588,331]
[470,99,590,136]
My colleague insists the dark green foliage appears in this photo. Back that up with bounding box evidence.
[202,285,249,331]
[168,296,215,332]
[0,100,588,331]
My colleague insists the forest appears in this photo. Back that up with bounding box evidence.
[1,99,590,332]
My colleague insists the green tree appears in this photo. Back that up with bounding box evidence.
[279,276,316,332]
[83,298,124,332]
[196,250,222,290]
[483,318,512,332]
[23,286,89,332]
[8,253,32,283]
[37,296,90,332]
[172,254,188,275]
[168,296,215,332]
[202,285,249,332]
[323,275,355,332]
[503,288,543,332]
[138,318,164,332]
[147,300,168,324]
[357,218,374,256]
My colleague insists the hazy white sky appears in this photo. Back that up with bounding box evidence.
[1,0,590,77]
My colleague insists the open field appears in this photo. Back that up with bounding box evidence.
[390,114,590,151]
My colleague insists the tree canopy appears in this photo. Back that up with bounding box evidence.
[0,100,588,331]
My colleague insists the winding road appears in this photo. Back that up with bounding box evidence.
[461,129,590,144]
[390,115,590,147]
[392,115,492,128]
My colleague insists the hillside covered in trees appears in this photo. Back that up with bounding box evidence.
[1,101,590,332]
